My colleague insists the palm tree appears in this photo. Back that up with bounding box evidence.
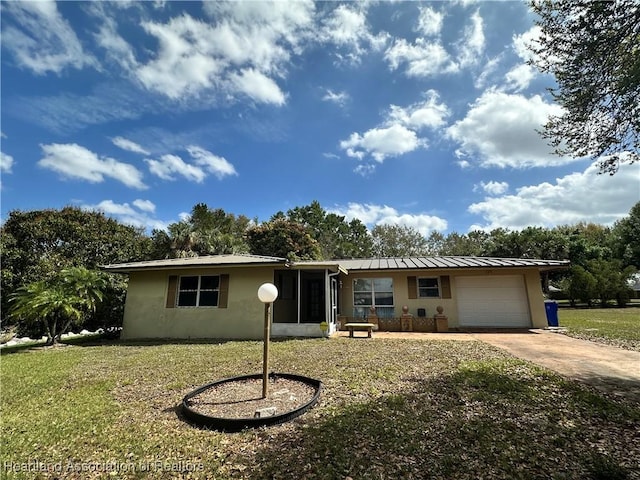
[9,267,107,345]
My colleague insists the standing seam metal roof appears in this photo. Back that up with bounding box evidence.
[326,256,569,271]
[102,255,569,273]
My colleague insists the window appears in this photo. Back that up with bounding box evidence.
[177,275,220,307]
[418,277,440,298]
[353,278,394,318]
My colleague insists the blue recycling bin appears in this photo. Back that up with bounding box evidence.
[544,300,559,327]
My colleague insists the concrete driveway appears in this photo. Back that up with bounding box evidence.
[472,330,640,403]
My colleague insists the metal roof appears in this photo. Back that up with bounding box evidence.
[101,254,287,273]
[102,254,569,274]
[321,256,570,272]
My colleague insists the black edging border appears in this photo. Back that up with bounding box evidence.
[181,372,322,432]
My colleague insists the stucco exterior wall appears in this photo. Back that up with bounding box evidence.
[121,266,276,340]
[339,268,547,328]
[121,265,549,339]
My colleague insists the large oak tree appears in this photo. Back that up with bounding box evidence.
[530,0,639,174]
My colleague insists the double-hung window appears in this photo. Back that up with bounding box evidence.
[177,275,220,307]
[418,277,440,298]
[353,278,394,318]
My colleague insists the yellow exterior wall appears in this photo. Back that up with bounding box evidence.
[121,266,276,340]
[339,268,547,328]
[121,265,549,339]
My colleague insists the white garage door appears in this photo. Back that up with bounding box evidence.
[456,275,531,328]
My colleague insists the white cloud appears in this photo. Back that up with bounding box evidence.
[340,124,423,162]
[340,90,448,163]
[456,10,485,68]
[144,146,237,182]
[447,90,572,169]
[387,90,450,130]
[354,164,376,176]
[385,37,458,77]
[504,64,536,92]
[136,16,223,101]
[501,26,542,91]
[474,181,509,195]
[468,160,640,230]
[385,9,485,77]
[82,199,168,231]
[203,0,314,54]
[474,54,502,89]
[331,203,448,236]
[228,68,286,106]
[512,26,542,63]
[144,154,206,183]
[38,143,147,189]
[1,152,15,173]
[416,6,444,37]
[323,89,350,107]
[319,4,388,64]
[112,136,150,155]
[321,5,367,46]
[186,146,238,179]
[132,2,315,102]
[89,3,138,71]
[132,199,156,213]
[2,1,97,75]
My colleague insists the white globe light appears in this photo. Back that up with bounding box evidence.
[258,283,279,303]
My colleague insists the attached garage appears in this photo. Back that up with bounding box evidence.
[456,275,531,328]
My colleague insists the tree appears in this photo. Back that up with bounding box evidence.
[587,259,636,307]
[152,204,251,258]
[280,201,373,259]
[425,231,446,256]
[530,0,639,174]
[567,265,597,307]
[556,223,613,267]
[370,224,429,257]
[9,267,107,345]
[246,219,322,261]
[436,231,492,257]
[610,201,640,269]
[1,207,152,329]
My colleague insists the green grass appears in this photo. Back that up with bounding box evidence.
[559,307,640,351]
[1,338,639,479]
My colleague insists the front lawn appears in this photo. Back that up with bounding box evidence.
[558,307,640,351]
[1,338,638,479]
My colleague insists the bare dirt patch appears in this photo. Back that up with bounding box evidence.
[186,376,317,419]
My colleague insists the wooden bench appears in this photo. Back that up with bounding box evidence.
[344,323,375,338]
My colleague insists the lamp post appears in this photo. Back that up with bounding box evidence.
[258,282,278,398]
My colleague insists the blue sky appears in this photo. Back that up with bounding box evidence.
[1,1,638,236]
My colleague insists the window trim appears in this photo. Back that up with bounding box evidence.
[417,277,440,298]
[177,275,220,308]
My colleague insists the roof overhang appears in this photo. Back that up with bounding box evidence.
[304,257,571,274]
[289,261,347,274]
[102,255,570,275]
[101,254,288,274]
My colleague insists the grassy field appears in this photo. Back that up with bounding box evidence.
[1,338,639,479]
[559,307,640,351]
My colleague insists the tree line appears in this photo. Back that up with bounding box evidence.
[2,201,638,343]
